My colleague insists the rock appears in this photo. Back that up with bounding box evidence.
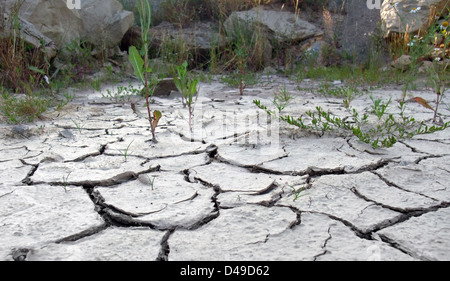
[337,0,388,64]
[0,13,57,59]
[5,0,134,55]
[78,0,134,49]
[5,0,83,49]
[149,21,226,66]
[391,54,413,70]
[381,0,450,37]
[153,78,179,96]
[59,129,74,139]
[224,7,322,44]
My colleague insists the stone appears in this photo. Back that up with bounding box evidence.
[381,0,450,37]
[391,54,413,70]
[153,78,179,97]
[337,0,388,64]
[59,129,75,139]
[78,0,135,49]
[148,21,226,65]
[0,13,57,59]
[5,0,134,54]
[224,7,323,44]
[6,0,83,48]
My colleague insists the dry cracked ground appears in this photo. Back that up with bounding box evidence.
[1,75,449,261]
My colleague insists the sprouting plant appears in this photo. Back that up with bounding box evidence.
[70,118,85,133]
[173,61,199,132]
[289,184,306,202]
[62,171,72,192]
[119,140,134,162]
[139,174,156,190]
[254,97,449,149]
[370,96,392,120]
[128,0,161,143]
[102,83,139,103]
[273,85,294,113]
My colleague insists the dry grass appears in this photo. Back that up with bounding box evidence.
[0,2,49,92]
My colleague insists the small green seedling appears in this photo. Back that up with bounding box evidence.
[62,171,72,192]
[289,185,306,202]
[70,118,85,133]
[371,96,392,120]
[120,140,134,162]
[174,61,199,132]
[128,0,161,143]
[273,85,294,113]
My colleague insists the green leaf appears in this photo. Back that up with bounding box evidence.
[128,46,145,83]
[152,110,162,130]
[28,65,46,75]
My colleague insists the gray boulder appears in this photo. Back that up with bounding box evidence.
[0,12,57,59]
[5,0,83,48]
[78,0,135,49]
[381,0,450,36]
[4,0,134,55]
[224,7,323,44]
[148,21,226,65]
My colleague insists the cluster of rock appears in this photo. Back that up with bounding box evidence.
[1,0,134,60]
[1,0,448,71]
[381,0,450,72]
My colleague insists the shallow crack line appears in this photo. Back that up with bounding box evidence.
[103,202,168,218]
[350,186,421,214]
[54,224,109,243]
[302,210,371,239]
[173,192,198,205]
[414,154,445,165]
[376,233,434,261]
[398,140,428,154]
[135,145,217,166]
[157,229,174,261]
[0,190,15,198]
[214,147,289,171]
[313,226,332,261]
[66,144,108,163]
[351,185,450,233]
[346,138,385,155]
[371,171,441,202]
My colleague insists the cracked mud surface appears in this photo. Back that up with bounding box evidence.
[1,76,449,261]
